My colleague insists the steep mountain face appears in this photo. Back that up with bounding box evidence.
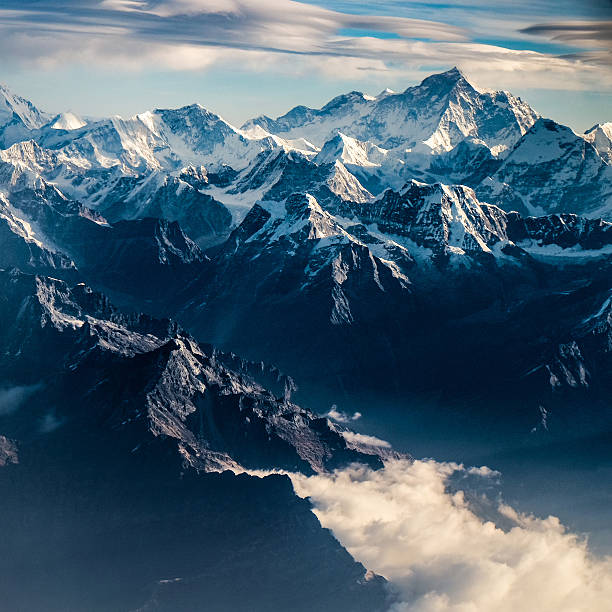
[243,69,541,200]
[30,104,276,174]
[0,269,394,474]
[88,170,233,247]
[140,104,271,170]
[0,141,234,248]
[313,131,408,194]
[428,138,501,186]
[1,71,612,609]
[0,271,391,611]
[0,270,178,372]
[348,181,511,257]
[315,132,389,168]
[348,181,612,259]
[37,114,169,172]
[244,68,538,156]
[477,119,612,218]
[0,453,389,612]
[584,122,612,164]
[174,178,612,443]
[178,189,416,392]
[234,148,373,213]
[0,170,211,305]
[0,270,397,611]
[505,212,612,250]
[0,84,50,148]
[0,191,77,276]
[0,71,606,255]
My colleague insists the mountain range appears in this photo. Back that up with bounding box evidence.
[1,67,611,611]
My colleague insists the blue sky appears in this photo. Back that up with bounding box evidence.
[0,0,610,131]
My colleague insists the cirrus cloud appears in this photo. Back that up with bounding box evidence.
[522,20,612,66]
[0,0,611,92]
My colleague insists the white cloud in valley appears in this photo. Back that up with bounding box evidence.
[290,459,612,612]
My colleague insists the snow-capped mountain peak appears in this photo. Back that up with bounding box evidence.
[45,112,87,131]
[245,192,349,245]
[0,84,49,131]
[376,88,396,99]
[477,117,612,218]
[0,84,51,148]
[584,122,612,164]
[406,66,471,97]
[241,67,538,163]
[357,179,510,257]
[315,132,387,167]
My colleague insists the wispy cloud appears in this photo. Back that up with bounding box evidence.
[0,1,610,91]
[522,20,612,66]
[341,431,391,448]
[325,405,362,423]
[291,459,612,612]
[0,383,42,416]
[0,0,467,54]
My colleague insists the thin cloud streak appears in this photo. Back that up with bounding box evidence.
[522,20,612,66]
[0,0,610,91]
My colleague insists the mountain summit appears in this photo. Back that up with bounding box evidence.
[243,67,539,156]
[0,84,50,147]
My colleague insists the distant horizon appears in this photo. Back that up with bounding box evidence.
[2,66,610,136]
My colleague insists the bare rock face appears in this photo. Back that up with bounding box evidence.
[0,269,397,475]
[350,180,510,255]
[0,436,17,466]
[0,269,394,610]
[505,212,612,250]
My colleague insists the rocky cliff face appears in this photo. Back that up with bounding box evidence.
[0,269,397,473]
[0,267,397,610]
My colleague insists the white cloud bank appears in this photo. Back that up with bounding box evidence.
[290,459,612,612]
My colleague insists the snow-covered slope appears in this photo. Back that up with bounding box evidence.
[584,122,612,165]
[242,68,539,195]
[0,164,212,304]
[353,180,511,258]
[0,139,234,246]
[184,147,376,228]
[477,118,612,218]
[244,68,539,157]
[87,169,233,247]
[0,84,50,147]
[31,104,308,176]
[315,132,388,167]
[0,191,77,275]
[45,112,87,131]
